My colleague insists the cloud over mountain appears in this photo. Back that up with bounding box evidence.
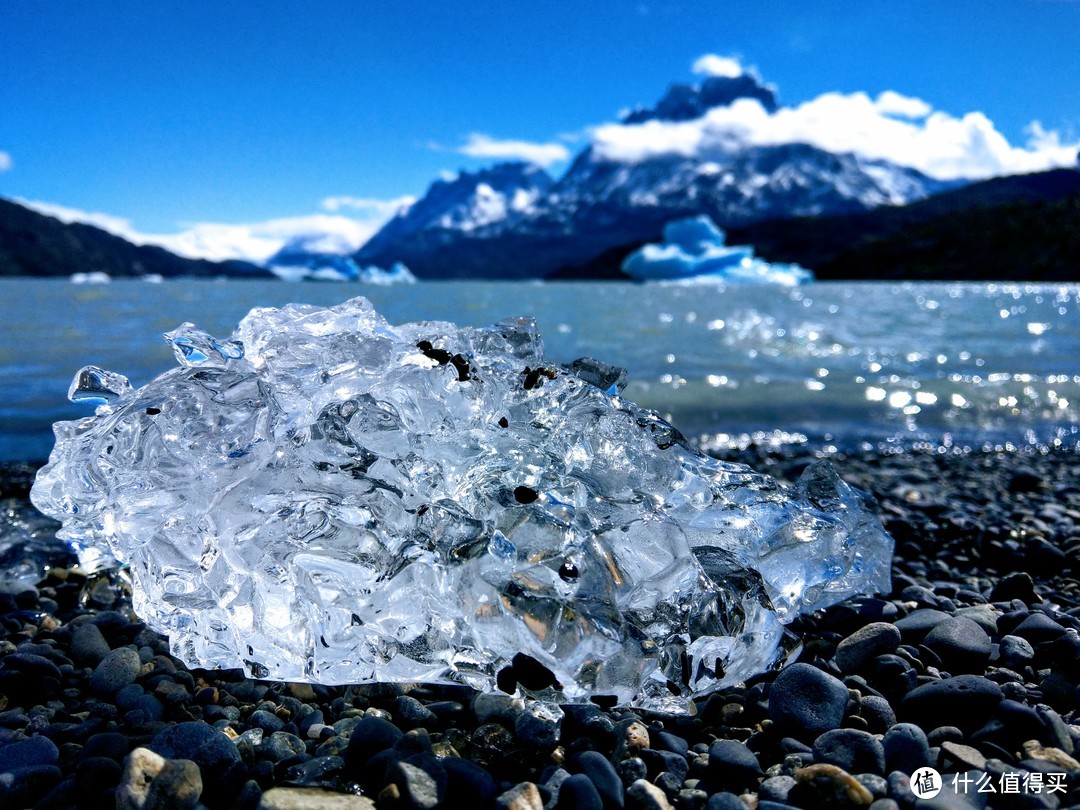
[457,134,571,168]
[21,201,404,263]
[592,55,1080,180]
[0,151,12,172]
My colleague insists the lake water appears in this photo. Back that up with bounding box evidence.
[1,278,1078,460]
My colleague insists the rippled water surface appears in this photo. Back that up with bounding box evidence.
[1,278,1078,459]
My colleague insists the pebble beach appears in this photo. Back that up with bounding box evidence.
[2,447,1079,810]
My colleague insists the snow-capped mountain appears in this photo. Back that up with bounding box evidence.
[621,73,780,123]
[353,72,953,279]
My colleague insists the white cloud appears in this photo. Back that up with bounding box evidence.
[692,54,745,79]
[0,151,11,172]
[874,90,932,119]
[591,88,1080,180]
[458,133,570,168]
[22,200,138,234]
[20,199,406,263]
[321,194,415,216]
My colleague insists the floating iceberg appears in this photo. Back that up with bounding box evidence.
[70,271,112,284]
[268,255,416,284]
[31,298,889,710]
[622,215,813,285]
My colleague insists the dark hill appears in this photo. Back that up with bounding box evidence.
[0,197,270,279]
[553,169,1080,281]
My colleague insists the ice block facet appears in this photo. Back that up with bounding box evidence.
[31,296,892,710]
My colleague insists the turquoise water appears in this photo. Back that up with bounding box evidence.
[2,278,1078,460]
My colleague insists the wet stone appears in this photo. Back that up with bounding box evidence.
[515,701,563,749]
[148,721,243,794]
[343,715,403,773]
[391,696,437,731]
[769,663,849,741]
[882,723,932,774]
[389,760,440,809]
[70,622,111,666]
[922,617,991,673]
[555,773,604,810]
[707,739,762,791]
[835,623,902,673]
[901,675,1003,733]
[812,728,886,775]
[571,750,624,810]
[90,646,141,696]
[442,757,497,807]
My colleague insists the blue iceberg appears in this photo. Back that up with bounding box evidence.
[621,215,813,285]
[269,254,416,284]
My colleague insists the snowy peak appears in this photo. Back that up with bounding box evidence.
[405,162,553,232]
[622,74,779,124]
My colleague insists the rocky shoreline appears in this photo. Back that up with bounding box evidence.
[1,448,1079,809]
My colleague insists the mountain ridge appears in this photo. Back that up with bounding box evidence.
[352,70,954,279]
[552,168,1080,281]
[0,197,271,280]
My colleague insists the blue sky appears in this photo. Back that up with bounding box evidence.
[1,0,1078,260]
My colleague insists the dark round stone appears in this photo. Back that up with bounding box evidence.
[511,653,559,690]
[707,793,750,810]
[249,709,285,735]
[923,617,991,673]
[813,728,886,775]
[74,756,122,794]
[516,703,563,749]
[893,609,951,642]
[858,695,896,734]
[79,732,129,762]
[149,721,243,794]
[561,704,616,750]
[392,696,438,731]
[1008,469,1043,492]
[556,773,604,810]
[442,757,496,806]
[617,756,647,787]
[1012,613,1067,644]
[0,735,60,770]
[639,748,688,782]
[2,653,62,682]
[998,634,1035,669]
[990,572,1039,604]
[901,675,1003,732]
[344,715,404,774]
[70,623,111,667]
[835,622,901,673]
[759,775,796,803]
[707,739,762,791]
[769,663,849,741]
[882,723,932,774]
[90,647,141,696]
[572,750,624,810]
[653,731,688,757]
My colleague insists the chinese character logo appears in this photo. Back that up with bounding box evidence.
[911,767,943,799]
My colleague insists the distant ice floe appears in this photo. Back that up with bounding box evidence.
[69,271,112,284]
[621,215,813,285]
[268,256,416,284]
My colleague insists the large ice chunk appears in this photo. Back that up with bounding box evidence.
[622,215,813,285]
[31,297,890,710]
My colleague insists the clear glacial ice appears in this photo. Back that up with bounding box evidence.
[621,215,813,285]
[30,297,891,710]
